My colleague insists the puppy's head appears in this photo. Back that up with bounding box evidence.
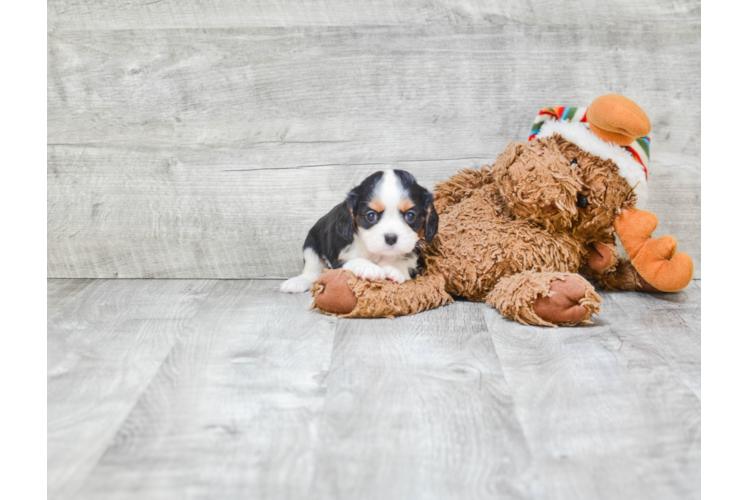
[345,170,438,256]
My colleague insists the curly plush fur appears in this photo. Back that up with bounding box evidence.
[310,127,692,326]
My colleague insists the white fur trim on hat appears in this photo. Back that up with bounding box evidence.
[537,120,648,207]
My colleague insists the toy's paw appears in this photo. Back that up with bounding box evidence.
[343,258,386,281]
[381,265,407,284]
[586,241,617,272]
[280,275,313,293]
[533,277,600,325]
[311,269,358,315]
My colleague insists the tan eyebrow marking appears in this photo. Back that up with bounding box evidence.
[398,199,415,212]
[368,199,385,212]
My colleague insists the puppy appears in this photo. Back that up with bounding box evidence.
[281,169,438,293]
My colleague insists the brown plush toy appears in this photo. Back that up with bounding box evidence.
[309,94,694,326]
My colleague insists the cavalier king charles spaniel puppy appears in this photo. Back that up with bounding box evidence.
[281,169,438,293]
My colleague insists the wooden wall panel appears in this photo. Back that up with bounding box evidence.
[49,0,701,30]
[48,13,700,278]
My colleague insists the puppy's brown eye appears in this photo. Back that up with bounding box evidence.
[576,193,589,208]
[404,211,416,223]
[366,211,378,223]
[571,159,579,167]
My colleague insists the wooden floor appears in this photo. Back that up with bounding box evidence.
[48,278,701,500]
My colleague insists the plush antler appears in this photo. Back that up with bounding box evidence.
[587,94,651,146]
[613,208,693,292]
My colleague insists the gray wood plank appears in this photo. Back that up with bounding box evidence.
[48,0,701,30]
[309,302,540,500]
[602,281,701,400]
[47,23,700,279]
[47,279,216,500]
[74,280,337,500]
[483,285,701,500]
[48,25,700,155]
[46,146,700,279]
[48,278,700,499]
[47,153,487,279]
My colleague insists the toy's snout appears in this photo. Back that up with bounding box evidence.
[613,208,693,292]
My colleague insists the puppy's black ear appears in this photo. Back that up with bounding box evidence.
[423,192,439,243]
[337,191,358,242]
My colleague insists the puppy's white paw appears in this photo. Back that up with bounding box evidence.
[281,275,312,293]
[343,258,386,282]
[381,265,407,284]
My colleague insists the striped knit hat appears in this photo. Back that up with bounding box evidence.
[529,105,651,205]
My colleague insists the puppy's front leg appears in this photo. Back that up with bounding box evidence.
[380,261,410,284]
[342,258,386,282]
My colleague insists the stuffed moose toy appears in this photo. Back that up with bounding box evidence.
[310,94,694,326]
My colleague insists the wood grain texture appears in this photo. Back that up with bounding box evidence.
[48,278,701,499]
[47,279,216,500]
[74,280,337,500]
[48,21,700,278]
[484,282,701,500]
[48,25,700,153]
[46,147,700,279]
[309,302,538,500]
[48,0,701,30]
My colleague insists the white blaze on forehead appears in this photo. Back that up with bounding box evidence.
[375,170,406,211]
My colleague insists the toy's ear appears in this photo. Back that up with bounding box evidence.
[494,141,525,197]
[423,192,439,243]
[492,141,525,185]
[338,192,358,241]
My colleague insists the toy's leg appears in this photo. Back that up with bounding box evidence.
[485,271,601,327]
[310,270,452,318]
[585,236,618,274]
[586,259,660,292]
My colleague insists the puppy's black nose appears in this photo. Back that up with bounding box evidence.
[384,234,398,246]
